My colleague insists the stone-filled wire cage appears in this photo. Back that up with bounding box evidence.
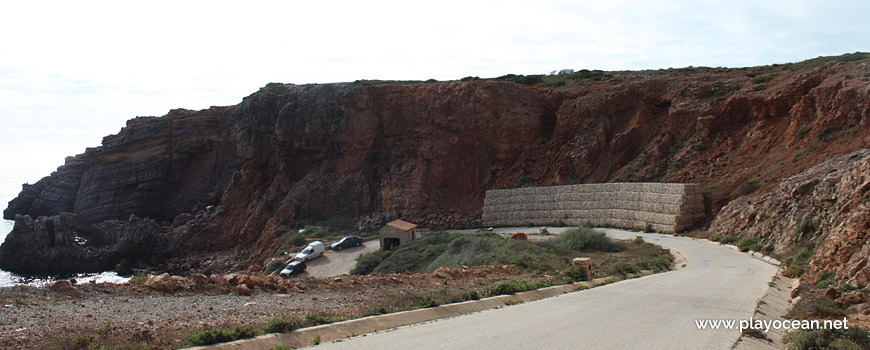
[481,183,704,233]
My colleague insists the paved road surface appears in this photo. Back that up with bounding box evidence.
[304,240,379,278]
[308,229,778,349]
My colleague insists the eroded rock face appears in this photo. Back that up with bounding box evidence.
[711,149,870,287]
[4,60,870,274]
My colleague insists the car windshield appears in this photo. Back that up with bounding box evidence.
[301,247,312,254]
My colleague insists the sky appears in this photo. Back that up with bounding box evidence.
[0,0,868,146]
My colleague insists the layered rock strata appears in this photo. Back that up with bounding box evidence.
[3,57,870,274]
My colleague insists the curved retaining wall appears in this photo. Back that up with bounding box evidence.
[481,183,704,233]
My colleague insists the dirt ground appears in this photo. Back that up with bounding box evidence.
[0,265,538,349]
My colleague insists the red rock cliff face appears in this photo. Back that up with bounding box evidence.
[3,59,870,273]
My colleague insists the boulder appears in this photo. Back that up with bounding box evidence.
[191,273,209,285]
[236,284,253,296]
[211,274,232,286]
[48,280,78,292]
[143,273,192,293]
[240,275,263,287]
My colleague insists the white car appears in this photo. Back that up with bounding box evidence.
[295,241,325,262]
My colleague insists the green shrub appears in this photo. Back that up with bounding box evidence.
[185,326,257,346]
[515,75,544,84]
[786,328,870,350]
[816,280,834,289]
[614,263,636,276]
[316,216,356,233]
[751,76,772,84]
[305,314,346,326]
[718,235,736,245]
[350,250,391,275]
[752,85,766,91]
[818,270,834,280]
[426,235,556,272]
[262,317,299,334]
[737,238,762,252]
[794,298,845,318]
[72,335,95,350]
[301,226,328,238]
[490,281,540,296]
[264,259,286,275]
[582,221,594,228]
[633,236,645,244]
[791,247,814,265]
[372,234,452,273]
[313,335,321,345]
[460,76,480,82]
[642,224,654,233]
[550,227,625,252]
[288,234,307,247]
[783,264,805,278]
[412,297,441,309]
[642,257,671,271]
[566,69,607,81]
[461,291,480,301]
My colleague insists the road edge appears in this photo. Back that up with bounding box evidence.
[190,271,659,350]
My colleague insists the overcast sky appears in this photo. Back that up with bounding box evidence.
[1,0,868,136]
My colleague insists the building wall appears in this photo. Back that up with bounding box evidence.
[379,226,414,250]
[481,183,704,233]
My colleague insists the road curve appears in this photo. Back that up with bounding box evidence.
[307,229,779,349]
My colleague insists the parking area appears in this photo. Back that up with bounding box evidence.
[303,239,380,278]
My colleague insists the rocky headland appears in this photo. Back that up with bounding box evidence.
[3,54,870,279]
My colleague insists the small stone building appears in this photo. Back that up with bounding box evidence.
[379,219,428,250]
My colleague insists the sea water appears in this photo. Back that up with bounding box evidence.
[0,130,130,286]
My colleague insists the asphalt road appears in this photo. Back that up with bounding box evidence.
[304,240,379,278]
[308,229,778,349]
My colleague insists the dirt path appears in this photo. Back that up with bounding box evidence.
[303,240,379,278]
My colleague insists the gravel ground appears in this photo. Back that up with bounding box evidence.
[0,266,532,349]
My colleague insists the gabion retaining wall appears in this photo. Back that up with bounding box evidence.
[481,183,705,233]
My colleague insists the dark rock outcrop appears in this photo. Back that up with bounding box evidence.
[0,213,178,274]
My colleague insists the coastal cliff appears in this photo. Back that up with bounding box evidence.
[3,55,869,274]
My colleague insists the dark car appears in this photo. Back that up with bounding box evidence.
[279,260,306,277]
[330,236,363,250]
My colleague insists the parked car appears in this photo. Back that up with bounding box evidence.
[279,260,306,277]
[331,236,363,250]
[294,241,325,262]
